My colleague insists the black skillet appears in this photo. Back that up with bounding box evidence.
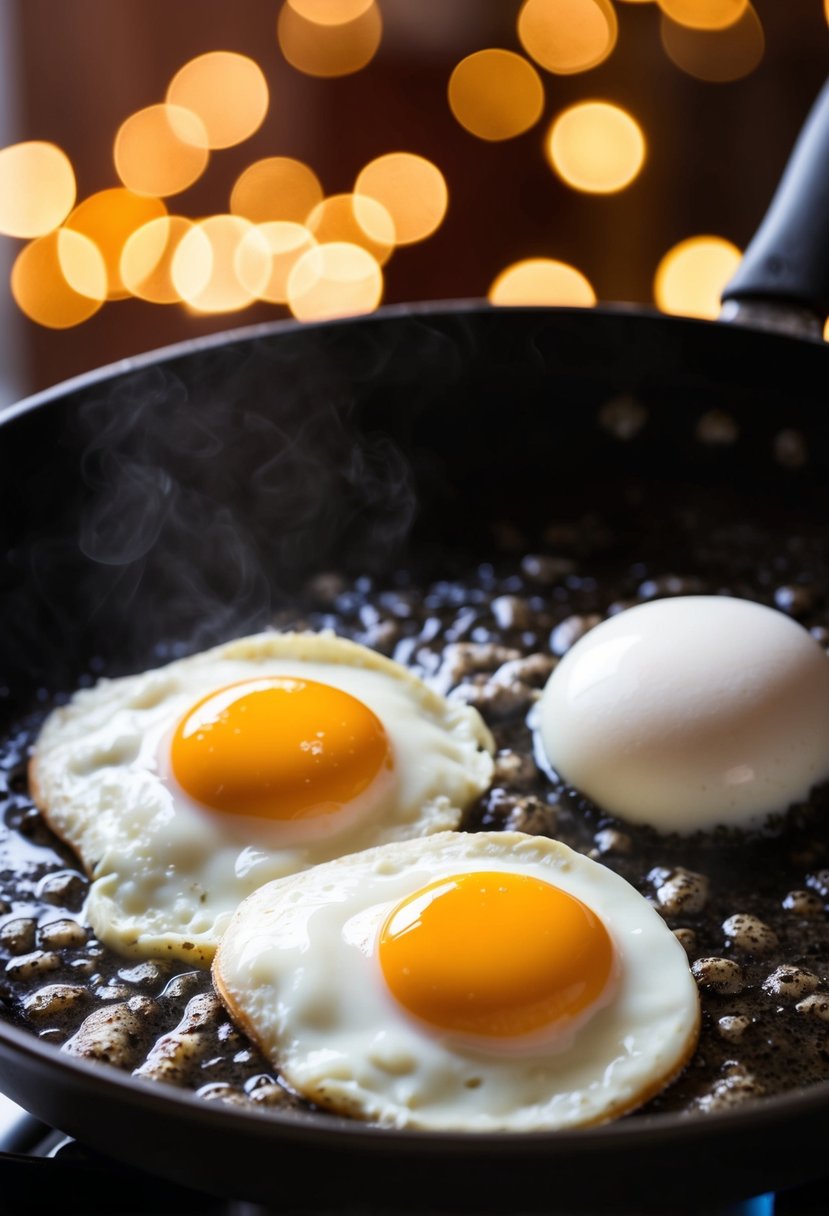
[1,78,829,1216]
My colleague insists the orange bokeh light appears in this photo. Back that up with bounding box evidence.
[546,101,646,194]
[277,0,382,77]
[166,52,269,149]
[489,258,596,306]
[12,230,106,328]
[448,49,545,142]
[235,221,317,304]
[120,216,194,304]
[114,105,209,197]
[660,5,764,81]
[654,235,742,319]
[287,241,383,320]
[517,0,618,76]
[64,189,167,299]
[306,193,395,264]
[172,215,266,313]
[287,0,374,23]
[230,158,324,225]
[657,0,747,29]
[0,142,76,239]
[354,153,448,245]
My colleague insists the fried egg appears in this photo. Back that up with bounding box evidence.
[538,596,829,833]
[30,633,494,964]
[214,831,700,1131]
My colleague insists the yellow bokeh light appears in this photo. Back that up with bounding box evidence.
[658,0,746,29]
[11,230,106,328]
[0,142,76,238]
[64,189,167,299]
[517,0,617,76]
[306,193,395,264]
[547,101,646,194]
[166,52,269,149]
[287,241,383,321]
[120,216,194,304]
[277,0,382,77]
[235,221,317,303]
[354,153,447,245]
[489,258,596,306]
[230,158,324,224]
[660,5,764,82]
[448,49,544,142]
[172,215,265,313]
[654,236,742,319]
[287,0,374,24]
[114,105,209,198]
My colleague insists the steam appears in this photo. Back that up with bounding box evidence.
[13,320,446,692]
[0,311,487,699]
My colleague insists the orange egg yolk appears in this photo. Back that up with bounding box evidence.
[379,871,614,1038]
[170,677,392,821]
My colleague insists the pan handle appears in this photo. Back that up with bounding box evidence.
[721,78,829,336]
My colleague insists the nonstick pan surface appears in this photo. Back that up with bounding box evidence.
[1,302,829,1214]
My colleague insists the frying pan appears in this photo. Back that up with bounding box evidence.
[1,78,829,1216]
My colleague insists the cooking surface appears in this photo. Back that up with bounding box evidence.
[2,309,829,1208]
[3,477,829,1124]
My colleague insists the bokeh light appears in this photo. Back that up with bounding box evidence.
[235,222,317,303]
[277,0,382,77]
[114,105,209,197]
[654,235,742,318]
[355,153,448,244]
[120,216,194,303]
[657,0,747,29]
[11,230,106,328]
[660,5,764,81]
[517,0,618,76]
[64,189,167,299]
[489,258,596,306]
[172,215,267,313]
[0,142,76,238]
[230,157,324,224]
[166,52,269,149]
[287,0,374,23]
[287,241,383,320]
[448,49,544,142]
[306,193,396,264]
[547,101,646,194]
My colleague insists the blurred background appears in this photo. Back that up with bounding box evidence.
[0,0,825,408]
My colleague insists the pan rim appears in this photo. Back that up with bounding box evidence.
[1,1009,828,1152]
[3,299,826,434]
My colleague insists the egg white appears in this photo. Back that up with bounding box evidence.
[214,831,701,1131]
[538,596,829,833]
[30,632,495,965]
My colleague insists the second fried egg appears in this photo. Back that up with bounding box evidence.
[30,632,494,964]
[214,831,701,1131]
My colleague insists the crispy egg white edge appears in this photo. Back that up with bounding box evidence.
[213,831,701,1132]
[29,632,496,965]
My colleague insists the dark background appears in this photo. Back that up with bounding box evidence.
[0,0,825,404]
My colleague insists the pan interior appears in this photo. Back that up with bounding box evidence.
[1,307,829,1162]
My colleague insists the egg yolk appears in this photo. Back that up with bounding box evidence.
[379,871,614,1038]
[170,677,392,821]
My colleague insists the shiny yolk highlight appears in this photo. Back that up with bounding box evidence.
[170,677,391,821]
[379,872,614,1038]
